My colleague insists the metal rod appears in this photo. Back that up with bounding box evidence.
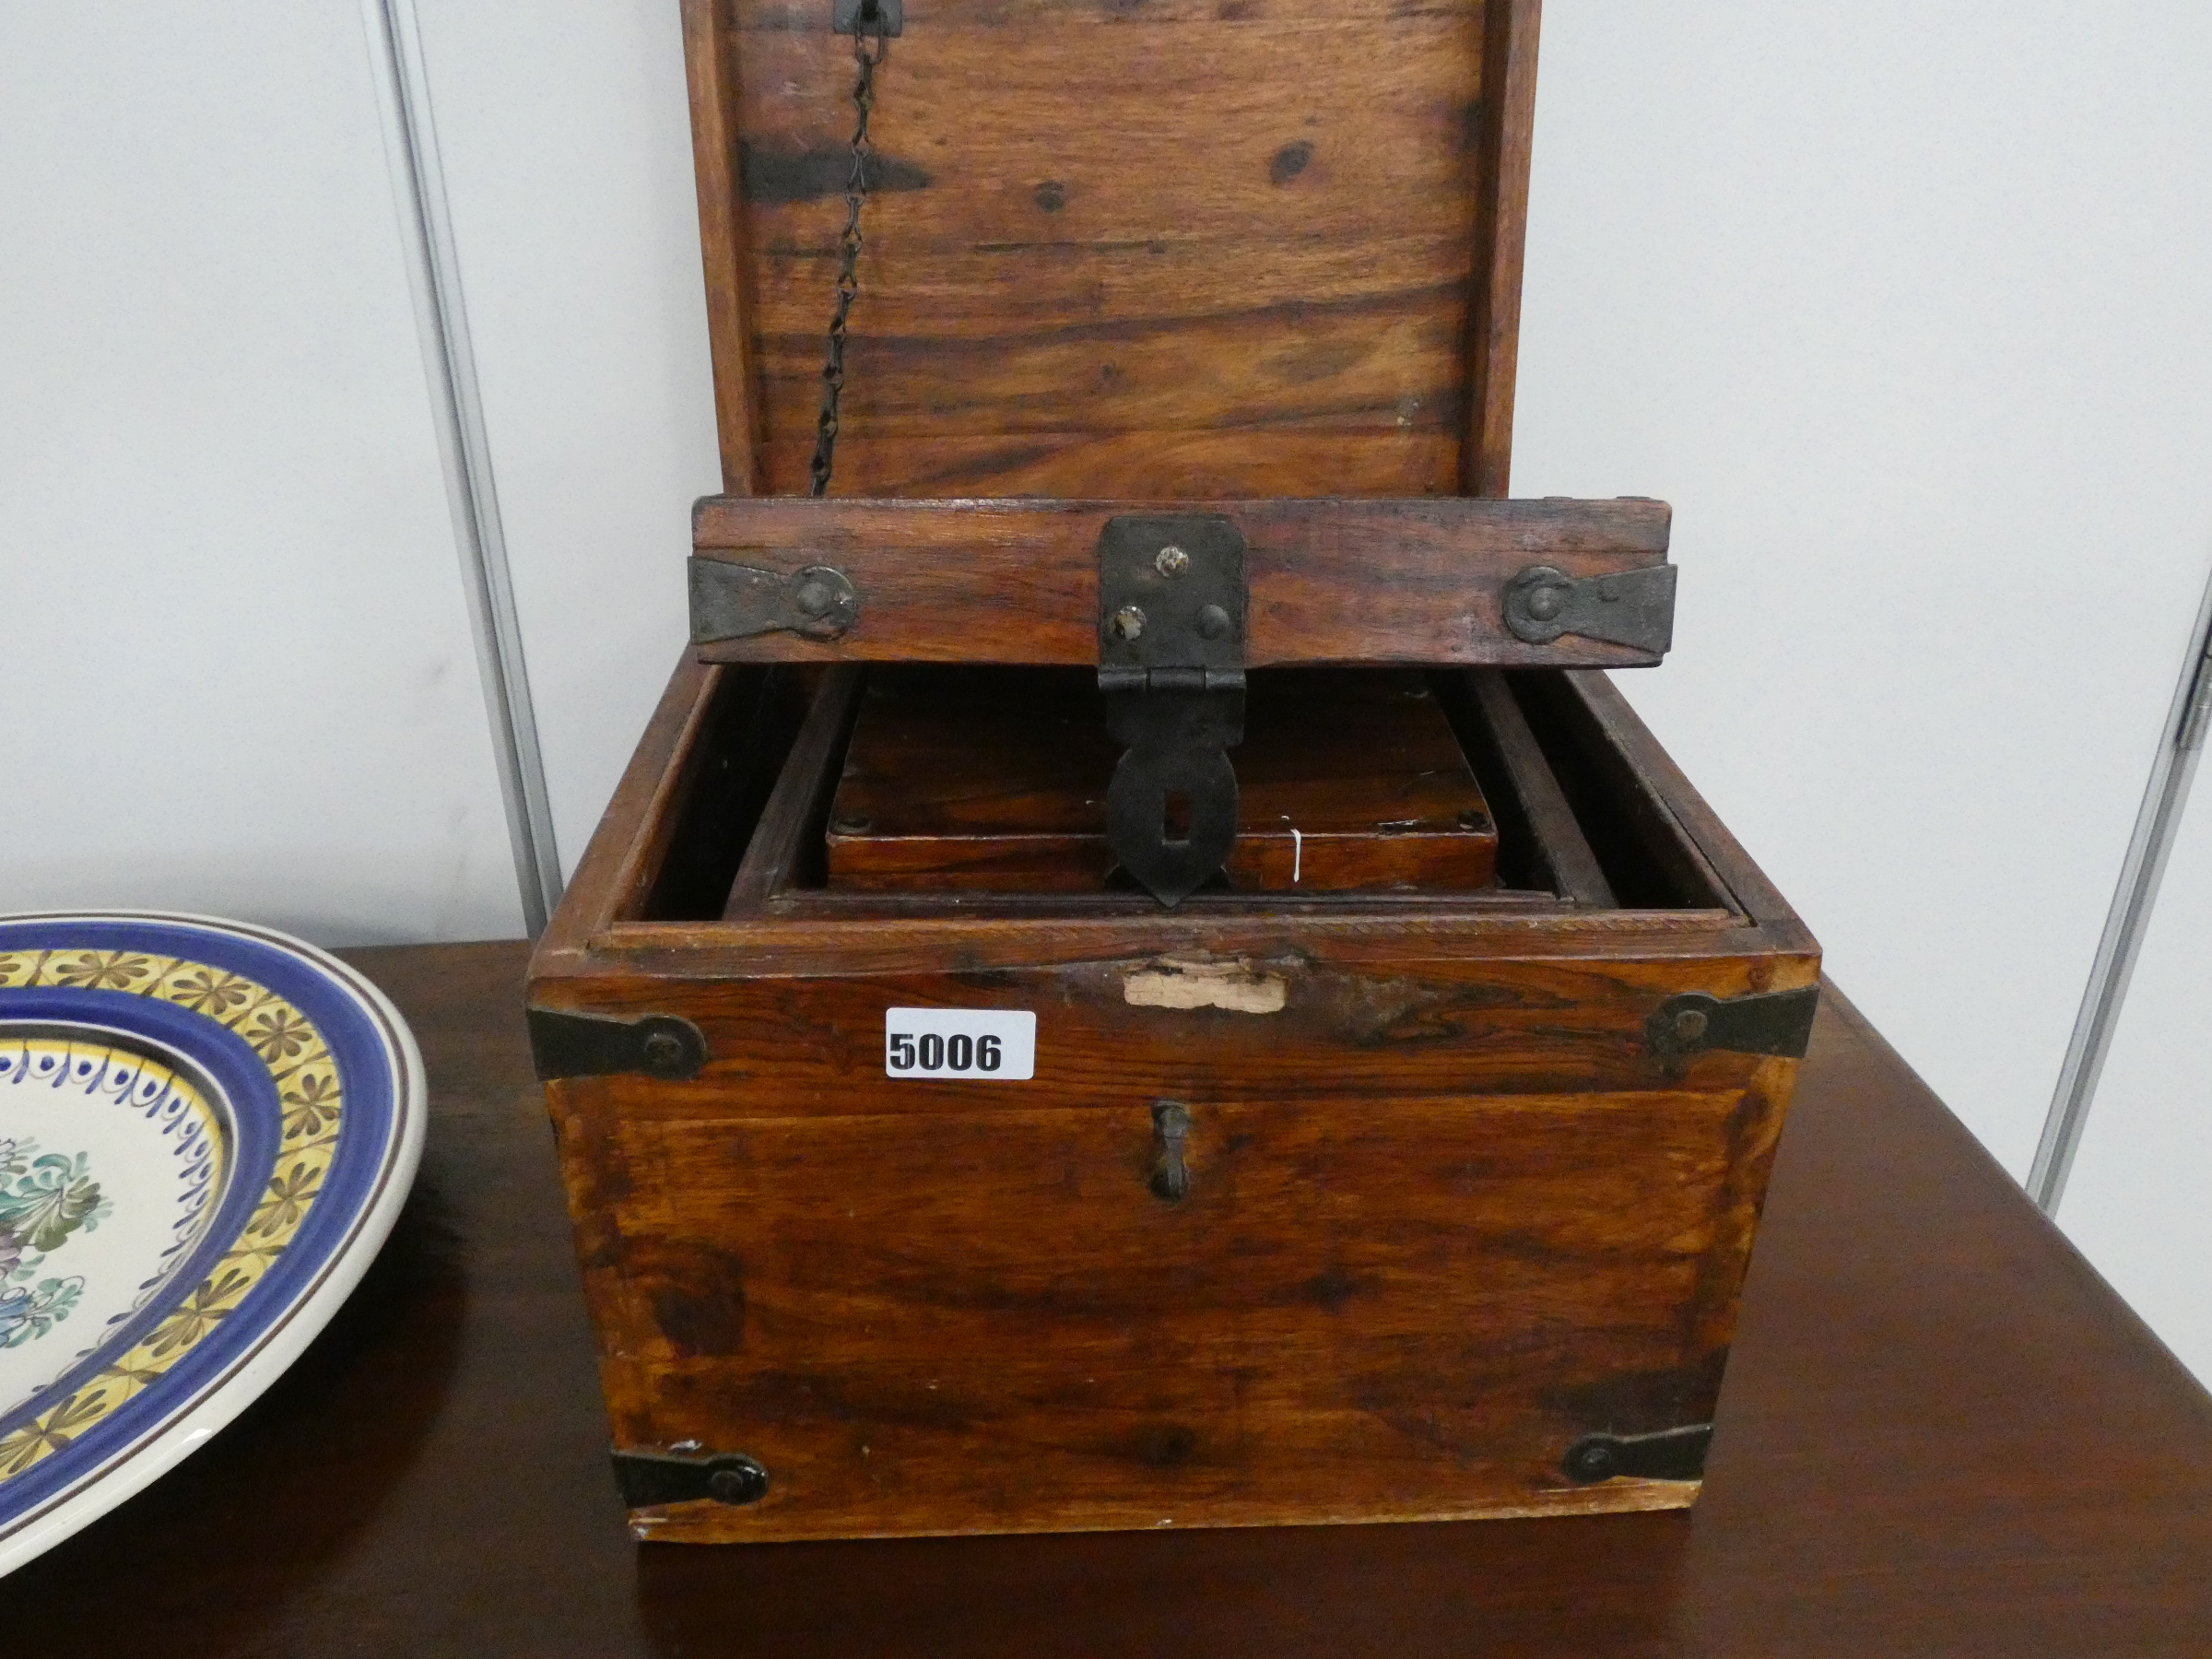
[2029,561,2212,1213]
[358,0,564,934]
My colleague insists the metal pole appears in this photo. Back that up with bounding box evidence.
[358,0,564,934]
[2029,562,2212,1213]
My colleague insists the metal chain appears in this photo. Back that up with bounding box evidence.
[808,16,889,497]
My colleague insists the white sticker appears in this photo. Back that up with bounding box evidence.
[885,1007,1036,1080]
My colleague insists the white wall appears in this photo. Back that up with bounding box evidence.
[0,0,524,946]
[2054,786,2212,1383]
[406,0,722,875]
[1513,2,2212,1182]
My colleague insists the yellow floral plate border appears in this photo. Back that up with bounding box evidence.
[0,913,423,1577]
[0,947,341,1476]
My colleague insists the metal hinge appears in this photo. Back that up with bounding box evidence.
[689,556,859,645]
[1646,985,1820,1063]
[1503,564,1677,654]
[1562,1423,1712,1483]
[528,1008,709,1082]
[612,1446,770,1508]
[1098,514,1249,907]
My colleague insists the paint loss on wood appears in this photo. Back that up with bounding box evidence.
[1122,955,1290,1013]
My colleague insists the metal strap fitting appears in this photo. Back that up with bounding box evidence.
[1561,1423,1713,1483]
[689,556,859,645]
[612,1447,770,1508]
[1503,563,1677,653]
[1646,986,1820,1063]
[1097,514,1248,907]
[528,1008,708,1082]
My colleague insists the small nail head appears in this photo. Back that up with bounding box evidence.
[1112,606,1147,641]
[1155,545,1190,577]
[1194,603,1231,641]
[1673,1007,1710,1042]
[1524,585,1566,622]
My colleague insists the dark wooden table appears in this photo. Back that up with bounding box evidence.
[6,942,2207,1654]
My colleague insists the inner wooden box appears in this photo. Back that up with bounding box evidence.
[826,667,1500,894]
[649,663,1679,925]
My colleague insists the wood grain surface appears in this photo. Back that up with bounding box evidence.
[4,945,2206,1653]
[582,1084,1764,1540]
[689,494,1673,667]
[680,0,1525,498]
[826,666,1500,892]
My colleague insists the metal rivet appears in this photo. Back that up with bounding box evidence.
[1565,1439,1620,1482]
[1524,585,1566,622]
[642,1031,686,1072]
[794,578,834,616]
[707,1464,767,1504]
[1112,606,1147,641]
[1194,603,1231,641]
[1155,545,1190,577]
[1673,1008,1710,1042]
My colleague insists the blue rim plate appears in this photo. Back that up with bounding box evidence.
[0,912,424,1576]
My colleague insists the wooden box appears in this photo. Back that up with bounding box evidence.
[526,0,1819,1542]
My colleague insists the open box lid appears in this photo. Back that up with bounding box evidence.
[682,0,1544,499]
[675,0,1676,902]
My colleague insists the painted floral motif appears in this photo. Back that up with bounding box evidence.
[0,1137,112,1351]
[279,1070,340,1142]
[167,968,254,1018]
[0,1386,111,1476]
[0,950,346,1482]
[47,952,156,993]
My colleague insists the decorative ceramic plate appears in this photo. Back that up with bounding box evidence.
[0,912,423,1576]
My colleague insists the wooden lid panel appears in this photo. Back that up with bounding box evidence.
[686,0,1537,498]
[689,494,1673,668]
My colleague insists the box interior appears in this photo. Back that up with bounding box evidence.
[633,665,1735,924]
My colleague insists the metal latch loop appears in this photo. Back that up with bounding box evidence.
[1098,514,1249,907]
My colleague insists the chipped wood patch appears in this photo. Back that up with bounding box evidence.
[1122,957,1288,1015]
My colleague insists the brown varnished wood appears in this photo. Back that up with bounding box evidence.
[1465,669,1614,905]
[1464,0,1539,495]
[703,0,1524,496]
[720,663,865,916]
[582,1085,1763,1540]
[690,494,1672,667]
[535,652,724,970]
[826,667,1499,893]
[680,0,763,493]
[541,948,1804,1124]
[547,651,1780,984]
[532,642,1812,1541]
[763,430,1464,500]
[14,952,2211,1653]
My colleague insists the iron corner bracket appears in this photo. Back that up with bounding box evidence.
[528,1007,708,1082]
[1503,563,1677,655]
[1562,1422,1713,1484]
[613,1446,770,1508]
[1646,985,1820,1063]
[689,555,859,645]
